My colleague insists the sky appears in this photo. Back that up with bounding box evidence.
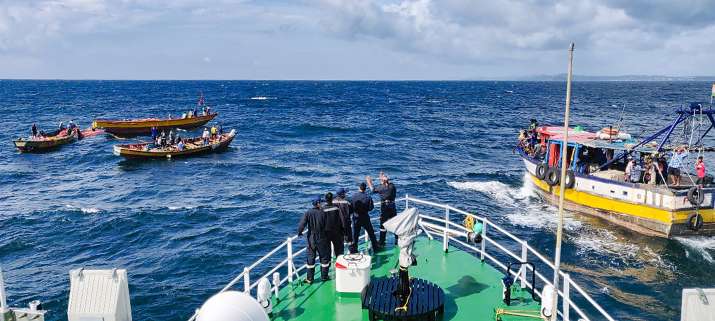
[1,0,715,80]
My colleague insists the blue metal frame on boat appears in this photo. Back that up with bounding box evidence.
[599,102,715,170]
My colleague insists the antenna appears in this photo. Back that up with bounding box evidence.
[551,42,575,321]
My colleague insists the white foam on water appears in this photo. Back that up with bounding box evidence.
[65,204,101,214]
[447,180,517,203]
[447,176,581,231]
[447,173,674,269]
[675,237,715,263]
[250,96,269,100]
[573,228,640,259]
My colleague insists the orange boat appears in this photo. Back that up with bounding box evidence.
[92,113,217,137]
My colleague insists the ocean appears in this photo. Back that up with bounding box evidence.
[1,80,714,321]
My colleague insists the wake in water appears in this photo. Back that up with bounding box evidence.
[447,177,581,231]
[447,174,671,270]
[675,237,715,263]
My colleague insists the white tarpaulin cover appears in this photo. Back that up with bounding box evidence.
[383,207,420,267]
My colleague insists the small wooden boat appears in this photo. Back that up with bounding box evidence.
[13,128,80,152]
[113,130,236,159]
[92,113,217,137]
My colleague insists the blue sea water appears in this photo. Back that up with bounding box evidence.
[1,80,714,321]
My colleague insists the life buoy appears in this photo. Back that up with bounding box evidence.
[687,212,704,231]
[545,167,560,186]
[535,163,547,180]
[564,170,576,189]
[687,186,705,206]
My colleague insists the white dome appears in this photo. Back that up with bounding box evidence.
[196,291,269,321]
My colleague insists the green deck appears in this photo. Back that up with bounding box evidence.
[272,237,542,321]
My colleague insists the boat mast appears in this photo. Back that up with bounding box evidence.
[551,42,574,321]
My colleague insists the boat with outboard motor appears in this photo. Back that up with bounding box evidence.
[112,130,236,159]
[13,127,80,152]
[517,102,715,238]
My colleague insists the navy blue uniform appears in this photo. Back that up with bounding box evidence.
[297,207,330,282]
[373,182,397,245]
[334,197,353,247]
[350,190,379,253]
[323,202,344,256]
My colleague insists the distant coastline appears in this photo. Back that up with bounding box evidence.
[1,75,715,82]
[508,74,715,82]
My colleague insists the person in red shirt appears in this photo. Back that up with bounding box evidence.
[696,156,706,187]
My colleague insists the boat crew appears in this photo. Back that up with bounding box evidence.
[334,188,353,251]
[528,119,538,132]
[31,123,38,137]
[350,183,379,253]
[668,145,689,186]
[202,128,210,145]
[59,121,65,130]
[297,196,330,283]
[696,156,707,186]
[367,172,398,246]
[151,126,158,141]
[68,120,76,130]
[210,126,217,139]
[323,192,345,256]
[177,140,185,151]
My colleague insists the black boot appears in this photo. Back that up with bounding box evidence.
[379,231,386,246]
[321,265,330,281]
[305,267,315,284]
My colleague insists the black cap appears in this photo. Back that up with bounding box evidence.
[359,182,367,190]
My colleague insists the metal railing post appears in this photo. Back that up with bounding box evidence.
[243,267,250,293]
[272,272,280,298]
[520,241,528,288]
[563,273,571,321]
[443,207,449,252]
[286,238,294,283]
[480,220,487,261]
[0,266,7,313]
[405,194,409,209]
[365,230,370,250]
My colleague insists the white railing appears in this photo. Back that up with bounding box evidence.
[188,195,616,321]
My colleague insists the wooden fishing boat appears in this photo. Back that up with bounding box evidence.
[13,128,79,152]
[93,113,217,137]
[113,130,235,159]
[517,102,715,238]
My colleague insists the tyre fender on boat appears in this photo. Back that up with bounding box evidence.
[687,186,705,206]
[564,170,576,189]
[535,163,547,180]
[687,212,704,231]
[545,167,560,186]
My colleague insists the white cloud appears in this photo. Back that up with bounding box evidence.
[315,0,715,72]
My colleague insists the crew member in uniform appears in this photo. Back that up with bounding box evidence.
[322,192,345,256]
[367,172,397,246]
[297,196,330,283]
[334,188,353,252]
[350,183,380,253]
